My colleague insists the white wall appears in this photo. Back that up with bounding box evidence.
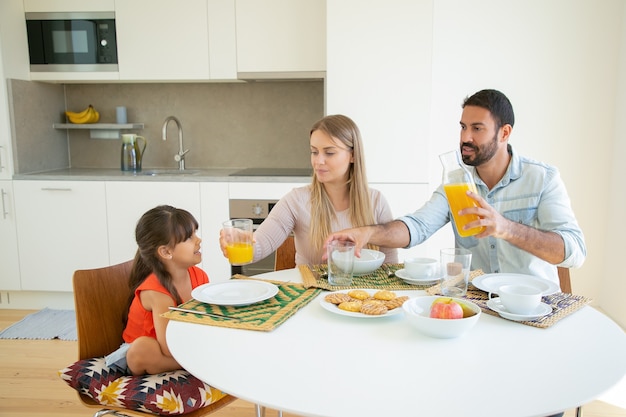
[328,0,625,325]
[429,0,623,324]
[600,3,626,329]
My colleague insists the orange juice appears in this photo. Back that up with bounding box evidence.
[226,242,253,265]
[443,183,485,237]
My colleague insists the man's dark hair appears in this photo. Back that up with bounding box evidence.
[463,89,515,130]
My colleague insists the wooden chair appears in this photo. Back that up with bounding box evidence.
[557,266,572,294]
[557,266,583,417]
[274,235,296,271]
[72,260,237,417]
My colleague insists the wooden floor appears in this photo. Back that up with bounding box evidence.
[1,309,624,417]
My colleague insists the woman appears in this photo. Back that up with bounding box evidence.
[220,114,398,265]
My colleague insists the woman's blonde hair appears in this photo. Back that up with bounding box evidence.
[309,114,376,253]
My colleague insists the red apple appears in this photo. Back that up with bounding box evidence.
[429,298,463,319]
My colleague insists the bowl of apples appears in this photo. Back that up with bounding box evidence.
[402,296,481,339]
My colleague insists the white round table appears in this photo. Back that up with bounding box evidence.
[167,269,626,417]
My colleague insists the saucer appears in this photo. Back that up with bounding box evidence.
[395,269,440,285]
[486,299,552,322]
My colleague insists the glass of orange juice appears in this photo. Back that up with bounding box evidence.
[222,219,254,265]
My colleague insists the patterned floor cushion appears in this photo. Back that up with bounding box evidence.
[59,357,229,415]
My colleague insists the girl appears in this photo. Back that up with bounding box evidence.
[219,114,398,265]
[106,205,207,375]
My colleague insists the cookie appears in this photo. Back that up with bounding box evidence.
[347,289,370,300]
[373,290,396,301]
[338,300,363,312]
[384,296,409,310]
[360,302,388,315]
[324,293,353,305]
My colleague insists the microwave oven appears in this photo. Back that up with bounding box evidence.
[26,12,118,72]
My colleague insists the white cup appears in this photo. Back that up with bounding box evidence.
[490,284,542,315]
[116,106,127,124]
[404,257,438,279]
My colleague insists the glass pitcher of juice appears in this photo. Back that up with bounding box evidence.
[439,150,485,237]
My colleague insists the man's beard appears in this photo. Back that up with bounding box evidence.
[461,134,498,166]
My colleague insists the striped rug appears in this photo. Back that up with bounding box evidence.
[0,308,77,341]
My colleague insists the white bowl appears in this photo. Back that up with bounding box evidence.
[352,249,385,275]
[402,296,481,339]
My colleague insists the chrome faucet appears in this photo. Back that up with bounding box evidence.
[162,116,188,170]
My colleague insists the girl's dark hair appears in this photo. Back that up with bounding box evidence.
[126,205,199,310]
[463,89,515,130]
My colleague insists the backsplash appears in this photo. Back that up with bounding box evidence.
[9,79,324,173]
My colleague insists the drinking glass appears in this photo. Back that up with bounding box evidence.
[327,240,355,286]
[440,248,472,296]
[222,219,254,265]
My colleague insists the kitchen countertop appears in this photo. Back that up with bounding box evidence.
[12,168,313,182]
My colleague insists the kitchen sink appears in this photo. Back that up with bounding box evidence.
[141,169,201,176]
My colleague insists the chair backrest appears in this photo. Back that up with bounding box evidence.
[73,260,134,360]
[274,235,296,271]
[557,266,572,294]
[71,260,238,415]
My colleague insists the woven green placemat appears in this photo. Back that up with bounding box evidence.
[299,263,436,291]
[162,280,321,332]
[425,271,592,329]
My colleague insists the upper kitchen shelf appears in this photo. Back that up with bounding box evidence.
[53,123,145,139]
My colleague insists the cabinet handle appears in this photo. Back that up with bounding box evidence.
[40,187,72,191]
[1,188,7,219]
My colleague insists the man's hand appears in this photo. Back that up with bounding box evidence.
[461,191,565,264]
[322,227,373,260]
[460,191,512,239]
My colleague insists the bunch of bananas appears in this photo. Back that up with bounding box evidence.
[65,104,100,124]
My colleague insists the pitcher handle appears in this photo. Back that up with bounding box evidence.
[135,136,147,154]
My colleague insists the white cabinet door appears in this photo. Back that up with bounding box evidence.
[207,0,237,80]
[0,181,20,290]
[235,0,325,75]
[105,182,202,266]
[0,45,14,180]
[116,0,212,80]
[23,0,114,12]
[199,182,230,282]
[13,181,109,292]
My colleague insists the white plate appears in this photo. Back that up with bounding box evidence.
[319,289,408,319]
[191,280,278,306]
[395,269,441,285]
[486,298,552,322]
[471,273,559,295]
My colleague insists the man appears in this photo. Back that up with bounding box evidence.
[325,89,586,286]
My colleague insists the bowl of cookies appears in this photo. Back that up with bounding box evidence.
[321,289,410,318]
[402,296,481,338]
[351,249,385,275]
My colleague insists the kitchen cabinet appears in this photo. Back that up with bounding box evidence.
[235,0,325,77]
[105,181,202,266]
[116,0,236,81]
[199,182,230,281]
[0,0,29,179]
[0,42,14,180]
[0,181,20,291]
[13,180,109,292]
[23,0,114,12]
